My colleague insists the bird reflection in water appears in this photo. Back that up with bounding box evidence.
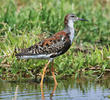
[41,82,57,100]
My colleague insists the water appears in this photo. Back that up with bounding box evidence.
[0,75,110,100]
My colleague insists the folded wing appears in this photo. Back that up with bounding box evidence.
[15,31,71,59]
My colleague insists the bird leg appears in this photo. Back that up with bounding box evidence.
[50,82,57,98]
[51,60,58,85]
[41,87,45,100]
[40,60,50,100]
[40,60,50,86]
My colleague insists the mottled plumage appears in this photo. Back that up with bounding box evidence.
[15,14,88,86]
[15,31,71,59]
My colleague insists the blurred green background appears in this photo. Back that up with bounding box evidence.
[0,0,110,80]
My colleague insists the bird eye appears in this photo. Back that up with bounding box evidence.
[71,15,75,17]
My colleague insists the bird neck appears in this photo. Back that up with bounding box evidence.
[64,19,75,44]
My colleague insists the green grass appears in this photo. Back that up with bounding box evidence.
[0,0,110,80]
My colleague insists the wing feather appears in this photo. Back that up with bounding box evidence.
[15,31,71,58]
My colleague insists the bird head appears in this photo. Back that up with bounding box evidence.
[64,14,88,25]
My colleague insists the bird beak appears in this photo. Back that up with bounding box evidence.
[78,18,88,21]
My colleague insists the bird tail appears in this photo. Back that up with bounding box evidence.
[14,47,25,59]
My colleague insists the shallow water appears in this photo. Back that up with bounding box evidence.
[0,75,110,100]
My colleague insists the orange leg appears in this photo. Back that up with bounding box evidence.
[50,82,57,98]
[40,60,50,86]
[41,85,45,100]
[51,60,58,85]
[40,60,50,100]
